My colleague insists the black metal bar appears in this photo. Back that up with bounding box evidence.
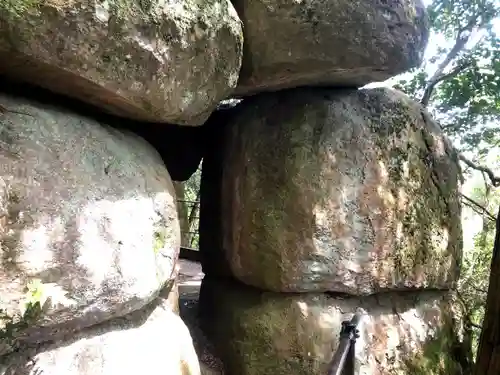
[179,246,201,262]
[327,310,365,375]
[180,246,199,252]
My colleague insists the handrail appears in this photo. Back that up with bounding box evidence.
[179,246,201,262]
[327,309,366,375]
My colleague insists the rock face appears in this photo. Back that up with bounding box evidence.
[232,0,429,96]
[221,87,462,294]
[0,92,180,354]
[0,288,201,375]
[0,0,243,125]
[199,278,467,375]
[0,0,465,373]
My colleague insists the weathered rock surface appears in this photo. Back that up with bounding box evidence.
[0,92,180,355]
[0,288,201,375]
[0,0,243,125]
[199,277,468,375]
[232,0,429,96]
[221,87,462,294]
[167,263,181,315]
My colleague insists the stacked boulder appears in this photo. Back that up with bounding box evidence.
[0,0,243,374]
[0,90,196,374]
[198,1,468,374]
[0,0,469,375]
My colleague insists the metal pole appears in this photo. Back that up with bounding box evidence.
[327,310,365,375]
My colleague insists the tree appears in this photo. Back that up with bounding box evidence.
[391,0,500,370]
[473,205,500,374]
[175,165,202,249]
[458,175,499,359]
[394,0,500,159]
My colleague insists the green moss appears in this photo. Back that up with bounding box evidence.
[402,321,464,375]
[397,296,470,375]
[226,295,317,375]
[0,279,47,350]
[0,0,151,23]
[0,303,42,350]
[0,0,42,20]
[153,229,166,254]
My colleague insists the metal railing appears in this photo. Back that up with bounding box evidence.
[327,309,366,375]
[176,198,200,249]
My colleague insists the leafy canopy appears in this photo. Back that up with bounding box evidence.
[394,0,500,156]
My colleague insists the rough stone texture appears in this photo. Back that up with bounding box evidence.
[0,287,201,375]
[199,277,468,375]
[232,0,429,96]
[167,263,180,315]
[0,0,243,125]
[221,87,462,294]
[0,91,180,355]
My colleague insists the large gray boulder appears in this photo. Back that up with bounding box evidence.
[0,287,201,375]
[221,87,462,294]
[199,278,469,375]
[0,0,243,125]
[232,0,429,95]
[0,91,180,355]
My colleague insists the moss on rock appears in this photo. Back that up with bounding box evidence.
[199,278,467,375]
[220,87,462,294]
[0,279,48,352]
[0,0,243,124]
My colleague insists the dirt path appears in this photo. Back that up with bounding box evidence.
[177,259,223,375]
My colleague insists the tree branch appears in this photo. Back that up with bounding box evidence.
[421,62,472,106]
[459,154,500,187]
[461,193,496,221]
[419,7,489,107]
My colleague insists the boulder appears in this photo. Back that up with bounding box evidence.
[0,289,201,375]
[221,87,462,294]
[0,0,243,125]
[232,0,429,96]
[0,91,180,355]
[166,263,181,315]
[199,277,469,375]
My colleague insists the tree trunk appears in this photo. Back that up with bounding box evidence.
[473,205,500,374]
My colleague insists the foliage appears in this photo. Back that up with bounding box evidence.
[394,0,500,155]
[0,278,76,350]
[176,163,202,249]
[0,279,49,349]
[458,175,500,357]
[0,0,41,17]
